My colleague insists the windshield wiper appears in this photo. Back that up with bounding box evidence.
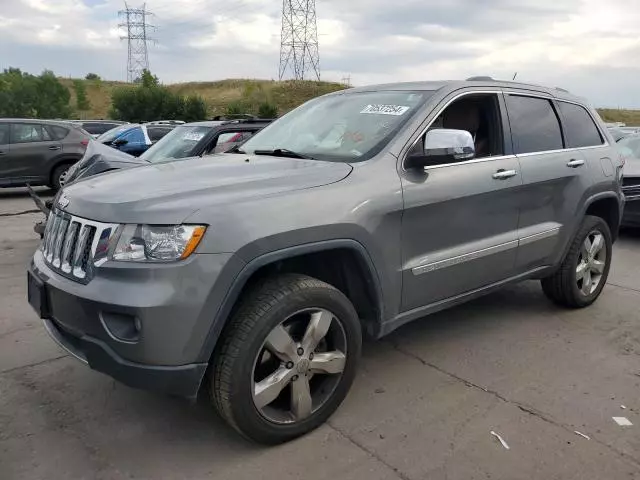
[253,148,315,160]
[225,145,246,154]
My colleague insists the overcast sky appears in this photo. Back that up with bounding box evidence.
[1,0,639,107]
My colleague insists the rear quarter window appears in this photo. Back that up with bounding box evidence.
[47,125,70,140]
[558,101,604,148]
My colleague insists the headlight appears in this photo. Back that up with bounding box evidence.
[112,224,206,262]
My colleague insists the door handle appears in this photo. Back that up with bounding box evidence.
[48,146,61,151]
[0,151,6,156]
[567,159,585,168]
[492,169,518,180]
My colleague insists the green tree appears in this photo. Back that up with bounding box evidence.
[183,95,208,122]
[0,68,70,118]
[85,73,100,81]
[110,71,207,123]
[73,79,91,112]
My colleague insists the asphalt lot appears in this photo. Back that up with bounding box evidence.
[1,187,640,480]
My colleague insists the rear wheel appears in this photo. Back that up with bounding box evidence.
[541,215,612,308]
[50,163,72,190]
[211,274,361,444]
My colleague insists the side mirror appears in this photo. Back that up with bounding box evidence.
[113,138,128,146]
[405,129,475,169]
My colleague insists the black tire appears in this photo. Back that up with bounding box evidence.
[541,215,612,308]
[211,274,362,444]
[50,163,72,191]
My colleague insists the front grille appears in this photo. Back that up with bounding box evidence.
[623,177,640,188]
[41,208,118,282]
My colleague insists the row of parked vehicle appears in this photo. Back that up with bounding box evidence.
[18,77,636,445]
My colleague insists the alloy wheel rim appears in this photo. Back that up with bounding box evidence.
[59,169,69,187]
[251,308,347,425]
[576,230,607,296]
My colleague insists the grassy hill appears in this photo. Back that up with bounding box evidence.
[60,77,640,125]
[60,78,347,119]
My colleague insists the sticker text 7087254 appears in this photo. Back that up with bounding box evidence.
[360,104,410,116]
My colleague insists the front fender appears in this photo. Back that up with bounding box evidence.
[194,238,384,363]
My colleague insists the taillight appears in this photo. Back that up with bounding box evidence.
[80,139,89,147]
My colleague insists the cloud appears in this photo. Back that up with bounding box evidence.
[0,0,639,107]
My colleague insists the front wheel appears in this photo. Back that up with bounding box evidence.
[541,215,612,308]
[211,274,362,444]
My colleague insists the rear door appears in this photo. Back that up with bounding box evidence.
[504,92,593,271]
[7,123,63,183]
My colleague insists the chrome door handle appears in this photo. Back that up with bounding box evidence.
[492,169,517,180]
[567,159,585,168]
[48,146,61,151]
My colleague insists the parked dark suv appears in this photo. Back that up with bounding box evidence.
[28,78,624,444]
[0,119,90,189]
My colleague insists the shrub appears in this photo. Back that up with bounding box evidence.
[257,101,278,119]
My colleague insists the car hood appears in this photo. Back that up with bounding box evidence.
[59,154,353,224]
[66,140,143,183]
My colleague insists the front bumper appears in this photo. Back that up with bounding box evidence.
[41,316,207,397]
[622,197,640,227]
[28,249,241,398]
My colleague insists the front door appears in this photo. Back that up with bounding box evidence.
[400,91,522,312]
[503,93,594,272]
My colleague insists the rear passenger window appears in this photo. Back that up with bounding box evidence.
[558,102,603,148]
[506,95,563,154]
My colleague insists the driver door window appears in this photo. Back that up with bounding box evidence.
[410,94,505,162]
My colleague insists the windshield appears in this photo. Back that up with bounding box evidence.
[618,135,640,159]
[97,125,135,143]
[140,125,213,163]
[240,90,432,162]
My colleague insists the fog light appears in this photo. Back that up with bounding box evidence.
[100,312,140,343]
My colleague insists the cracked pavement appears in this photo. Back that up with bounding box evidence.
[1,187,640,479]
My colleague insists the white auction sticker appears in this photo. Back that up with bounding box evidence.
[360,104,410,116]
[183,132,205,142]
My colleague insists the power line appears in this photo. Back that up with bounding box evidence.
[118,2,156,82]
[279,0,320,81]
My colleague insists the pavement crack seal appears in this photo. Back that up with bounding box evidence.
[328,422,413,480]
[0,209,40,217]
[388,340,640,468]
[0,354,68,375]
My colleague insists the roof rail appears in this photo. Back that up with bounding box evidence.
[221,118,276,125]
[466,76,494,81]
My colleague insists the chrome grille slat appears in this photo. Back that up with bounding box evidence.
[61,222,79,273]
[41,208,118,282]
[45,214,62,262]
[52,218,69,268]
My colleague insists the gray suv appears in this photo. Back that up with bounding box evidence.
[0,119,90,189]
[27,78,624,444]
